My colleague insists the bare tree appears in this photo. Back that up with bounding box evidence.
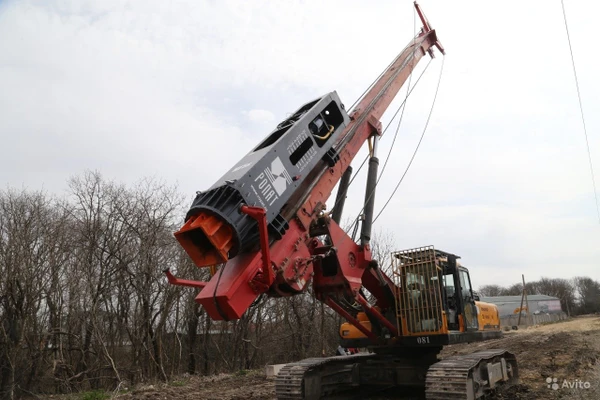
[573,277,600,314]
[116,177,182,382]
[499,283,525,296]
[534,277,576,315]
[370,229,397,276]
[478,285,504,297]
[0,173,398,397]
[67,171,132,388]
[0,189,60,399]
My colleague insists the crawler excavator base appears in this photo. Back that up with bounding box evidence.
[275,349,518,400]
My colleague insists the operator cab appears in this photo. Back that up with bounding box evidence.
[391,247,482,337]
[339,246,501,348]
[437,250,478,332]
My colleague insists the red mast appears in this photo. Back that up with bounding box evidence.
[168,2,444,330]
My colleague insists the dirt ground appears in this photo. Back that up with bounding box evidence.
[114,372,274,400]
[114,316,600,400]
[441,316,600,399]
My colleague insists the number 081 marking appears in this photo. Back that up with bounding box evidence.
[416,336,430,344]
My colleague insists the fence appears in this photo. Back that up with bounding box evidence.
[500,312,568,328]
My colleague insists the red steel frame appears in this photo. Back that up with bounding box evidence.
[168,2,443,340]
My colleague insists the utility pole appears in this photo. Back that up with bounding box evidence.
[517,274,531,326]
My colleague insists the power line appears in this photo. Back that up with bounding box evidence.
[373,56,445,223]
[561,0,600,224]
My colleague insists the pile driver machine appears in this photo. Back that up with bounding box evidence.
[165,3,518,399]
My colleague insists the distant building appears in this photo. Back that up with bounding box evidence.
[481,294,563,317]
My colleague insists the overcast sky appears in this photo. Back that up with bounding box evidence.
[1,0,598,288]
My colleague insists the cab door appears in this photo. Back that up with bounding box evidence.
[458,267,479,331]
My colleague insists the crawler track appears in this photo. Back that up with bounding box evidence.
[425,349,518,400]
[275,349,518,400]
[275,353,376,400]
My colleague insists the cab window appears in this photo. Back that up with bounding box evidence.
[459,269,472,299]
[443,273,455,297]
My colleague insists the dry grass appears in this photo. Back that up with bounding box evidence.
[48,316,600,400]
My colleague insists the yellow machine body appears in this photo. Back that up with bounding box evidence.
[339,247,502,344]
[475,301,501,331]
